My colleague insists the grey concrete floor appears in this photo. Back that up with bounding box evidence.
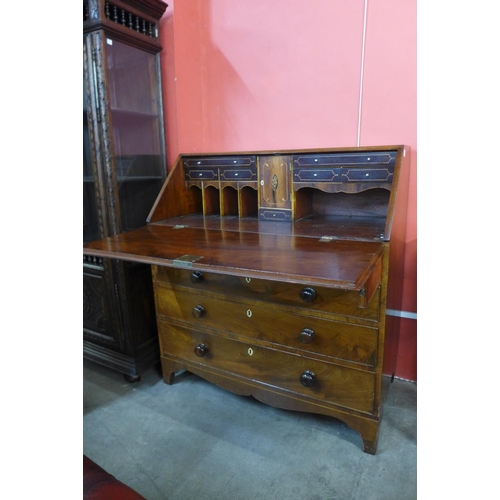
[83,359,416,500]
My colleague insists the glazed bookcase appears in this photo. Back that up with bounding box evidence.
[83,0,168,380]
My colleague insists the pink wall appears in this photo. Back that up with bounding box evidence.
[158,0,417,381]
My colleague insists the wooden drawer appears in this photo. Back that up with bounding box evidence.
[292,151,396,187]
[153,267,380,321]
[183,156,257,182]
[184,167,219,181]
[293,167,393,183]
[340,168,393,183]
[158,321,375,414]
[183,156,256,168]
[155,286,377,366]
[258,208,292,221]
[293,168,340,182]
[220,167,257,181]
[292,151,396,167]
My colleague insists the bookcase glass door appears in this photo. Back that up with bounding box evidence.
[105,37,166,232]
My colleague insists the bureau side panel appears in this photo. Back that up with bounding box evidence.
[382,147,411,377]
[147,157,202,222]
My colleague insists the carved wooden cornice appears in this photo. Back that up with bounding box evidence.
[83,0,168,52]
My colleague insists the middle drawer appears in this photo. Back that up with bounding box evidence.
[155,286,377,367]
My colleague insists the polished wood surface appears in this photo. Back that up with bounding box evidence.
[147,145,407,240]
[155,283,378,366]
[83,0,168,380]
[84,223,385,290]
[158,321,375,413]
[153,267,381,321]
[83,145,410,454]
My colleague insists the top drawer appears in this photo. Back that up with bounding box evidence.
[292,151,396,167]
[184,156,257,182]
[153,267,380,322]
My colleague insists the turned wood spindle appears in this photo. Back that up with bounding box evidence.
[300,370,315,388]
[192,305,206,318]
[298,328,315,344]
[300,287,316,303]
[194,343,208,357]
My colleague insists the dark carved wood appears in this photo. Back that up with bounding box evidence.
[83,0,168,52]
[83,0,168,380]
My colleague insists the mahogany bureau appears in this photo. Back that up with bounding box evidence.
[83,145,410,454]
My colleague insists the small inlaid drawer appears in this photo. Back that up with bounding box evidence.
[220,167,257,181]
[258,208,292,221]
[184,156,256,168]
[158,321,375,413]
[340,168,394,182]
[184,156,257,182]
[184,167,219,181]
[292,151,396,167]
[293,168,341,182]
[155,286,378,366]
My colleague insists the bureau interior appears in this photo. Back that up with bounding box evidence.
[147,147,403,241]
[149,150,398,241]
[187,183,259,218]
[294,187,390,220]
[183,184,390,239]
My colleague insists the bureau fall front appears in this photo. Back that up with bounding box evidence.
[84,145,410,454]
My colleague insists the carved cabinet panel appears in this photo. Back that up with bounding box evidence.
[83,0,168,380]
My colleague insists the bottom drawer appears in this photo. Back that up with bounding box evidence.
[159,321,375,414]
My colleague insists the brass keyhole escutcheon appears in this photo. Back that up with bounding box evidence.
[248,348,253,356]
[271,173,279,191]
[246,309,252,317]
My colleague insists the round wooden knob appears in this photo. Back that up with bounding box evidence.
[298,328,315,344]
[300,370,315,387]
[300,287,316,303]
[191,271,204,284]
[192,305,205,318]
[194,343,208,357]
